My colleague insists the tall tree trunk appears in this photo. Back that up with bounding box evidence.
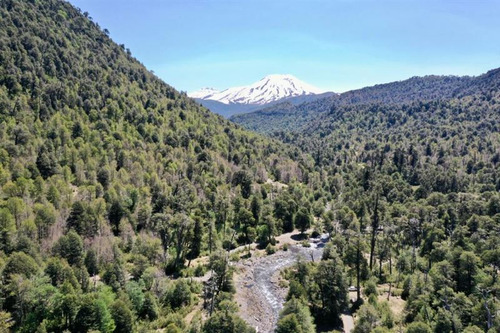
[389,252,392,275]
[482,290,493,330]
[369,195,379,271]
[356,238,361,301]
[379,255,383,278]
[208,222,213,254]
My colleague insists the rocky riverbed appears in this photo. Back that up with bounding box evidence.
[234,235,328,333]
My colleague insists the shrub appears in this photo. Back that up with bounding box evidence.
[194,264,206,277]
[266,244,276,255]
[363,278,378,298]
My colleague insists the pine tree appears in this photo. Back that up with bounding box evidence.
[109,200,124,235]
[84,249,99,276]
[187,216,203,266]
[295,207,312,234]
[111,300,133,333]
[54,230,84,266]
[36,144,58,179]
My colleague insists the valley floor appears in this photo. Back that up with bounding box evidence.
[233,231,327,333]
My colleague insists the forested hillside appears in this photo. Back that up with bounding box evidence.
[1,0,500,332]
[237,67,500,332]
[231,74,474,133]
[0,1,328,332]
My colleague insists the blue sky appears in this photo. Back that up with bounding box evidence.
[70,0,500,93]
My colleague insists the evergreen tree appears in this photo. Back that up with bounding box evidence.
[202,308,255,333]
[295,207,312,234]
[2,252,39,281]
[111,300,134,333]
[278,297,315,333]
[36,144,58,179]
[53,230,84,266]
[140,292,159,320]
[109,200,124,236]
[187,216,203,266]
[84,249,99,276]
[311,251,348,324]
[0,208,14,253]
[276,314,302,333]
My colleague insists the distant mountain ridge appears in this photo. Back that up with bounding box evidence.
[189,74,333,117]
[231,73,484,133]
[189,87,220,99]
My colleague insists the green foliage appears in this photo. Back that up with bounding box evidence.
[277,297,315,333]
[125,280,144,314]
[276,314,302,333]
[274,194,297,232]
[235,66,500,332]
[202,306,255,333]
[66,201,97,238]
[102,262,125,292]
[295,207,312,234]
[283,251,348,327]
[2,252,39,281]
[34,203,56,241]
[140,292,159,320]
[363,278,378,298]
[312,254,348,323]
[265,243,276,255]
[287,280,307,301]
[53,230,84,266]
[1,0,500,331]
[36,145,58,179]
[462,325,485,333]
[164,279,194,309]
[84,249,99,276]
[405,321,432,333]
[232,170,253,199]
[73,295,115,333]
[353,303,379,333]
[108,200,124,236]
[0,311,14,331]
[110,300,134,333]
[236,208,256,243]
[45,257,78,288]
[0,208,15,252]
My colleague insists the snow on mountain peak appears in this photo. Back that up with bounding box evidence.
[188,74,324,105]
[188,87,220,99]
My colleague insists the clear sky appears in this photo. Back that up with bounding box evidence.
[69,0,500,93]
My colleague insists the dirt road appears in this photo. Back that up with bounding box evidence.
[234,235,328,333]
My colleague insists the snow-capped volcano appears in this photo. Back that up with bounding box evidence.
[188,87,220,99]
[189,74,324,105]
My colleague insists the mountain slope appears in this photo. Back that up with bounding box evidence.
[231,74,473,133]
[188,87,220,99]
[0,1,320,331]
[292,72,500,167]
[252,69,500,332]
[191,74,324,105]
[194,91,335,118]
[2,1,500,332]
[190,74,331,117]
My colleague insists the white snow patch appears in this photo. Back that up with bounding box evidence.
[188,87,220,99]
[189,74,324,105]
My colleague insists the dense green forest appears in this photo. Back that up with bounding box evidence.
[0,1,330,332]
[237,69,500,332]
[1,0,499,332]
[231,74,479,133]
